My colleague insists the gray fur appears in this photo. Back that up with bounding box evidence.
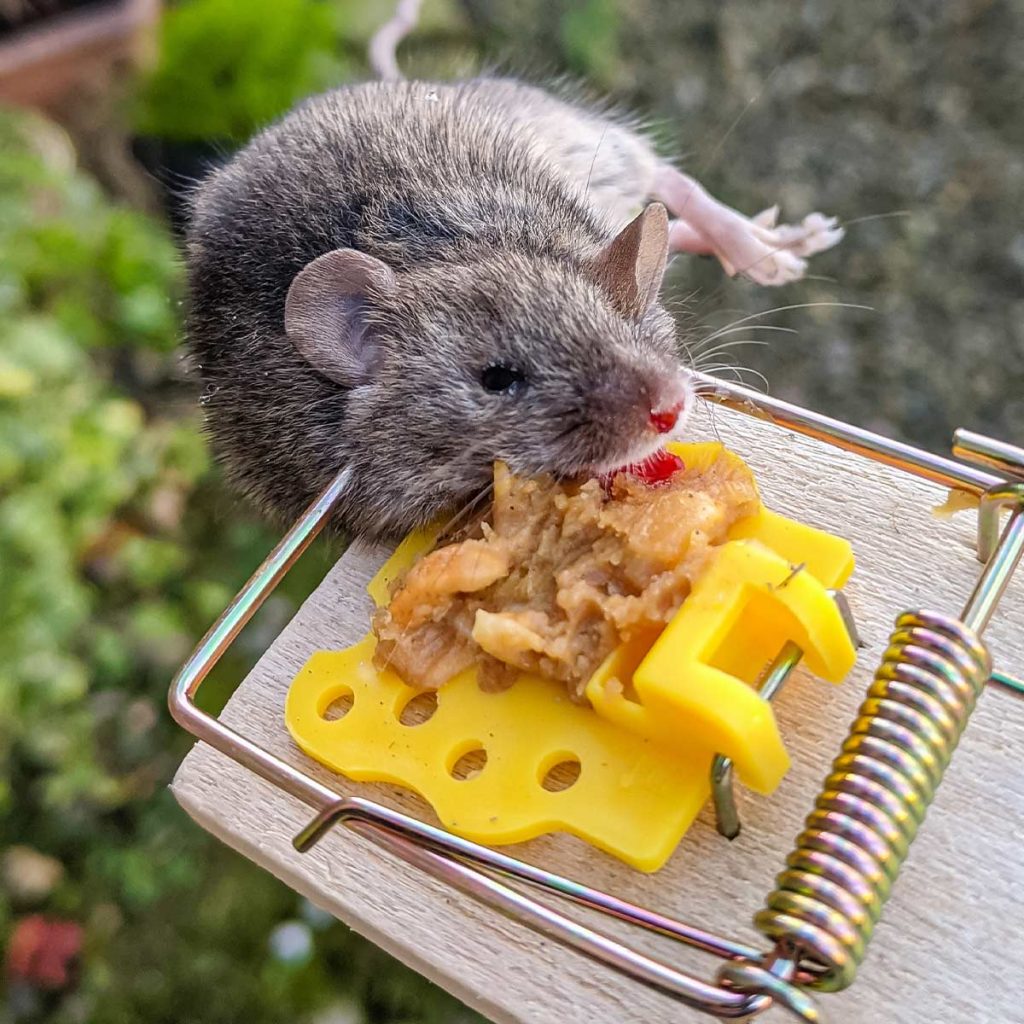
[185,78,688,540]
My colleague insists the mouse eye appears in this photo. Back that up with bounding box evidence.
[480,364,527,395]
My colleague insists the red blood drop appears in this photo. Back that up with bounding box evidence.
[649,409,678,434]
[649,399,685,435]
[600,448,685,491]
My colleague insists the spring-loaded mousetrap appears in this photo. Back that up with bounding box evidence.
[170,375,1024,1024]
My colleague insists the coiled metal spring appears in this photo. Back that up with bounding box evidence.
[754,610,992,993]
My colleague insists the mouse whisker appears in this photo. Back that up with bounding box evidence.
[691,349,766,375]
[687,282,735,319]
[690,338,773,366]
[691,390,725,444]
[584,123,611,196]
[707,402,721,442]
[696,63,784,179]
[692,354,762,377]
[710,364,770,392]
[702,300,876,335]
[664,63,785,225]
[551,418,586,445]
[684,310,787,358]
[693,356,743,373]
[436,482,494,544]
[676,336,696,367]
[694,362,770,394]
[838,210,912,229]
[693,324,796,349]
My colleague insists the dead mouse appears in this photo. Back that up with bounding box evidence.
[183,4,843,540]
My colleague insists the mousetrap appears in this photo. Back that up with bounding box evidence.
[169,375,1024,1024]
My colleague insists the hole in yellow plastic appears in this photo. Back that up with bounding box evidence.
[397,690,438,726]
[320,687,354,722]
[540,755,582,793]
[449,745,488,781]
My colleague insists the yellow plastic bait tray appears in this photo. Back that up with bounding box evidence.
[285,443,856,871]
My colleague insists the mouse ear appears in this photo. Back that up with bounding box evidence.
[285,249,397,386]
[590,203,669,318]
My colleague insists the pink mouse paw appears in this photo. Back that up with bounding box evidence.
[752,208,845,258]
[714,209,844,284]
[732,246,809,286]
[710,218,809,285]
[652,167,844,286]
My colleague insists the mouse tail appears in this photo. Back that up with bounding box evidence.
[368,0,422,81]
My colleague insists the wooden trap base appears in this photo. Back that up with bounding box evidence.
[172,404,1024,1024]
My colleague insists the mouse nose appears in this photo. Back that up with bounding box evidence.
[646,370,692,434]
[649,398,685,434]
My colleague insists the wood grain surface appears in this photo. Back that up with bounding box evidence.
[172,403,1024,1024]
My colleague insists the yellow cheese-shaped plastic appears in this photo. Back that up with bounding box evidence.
[285,442,856,871]
[287,641,715,872]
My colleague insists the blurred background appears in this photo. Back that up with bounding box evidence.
[1,1,1021,1021]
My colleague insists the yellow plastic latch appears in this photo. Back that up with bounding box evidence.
[285,442,856,871]
[586,539,854,795]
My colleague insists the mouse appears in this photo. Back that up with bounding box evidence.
[183,4,843,541]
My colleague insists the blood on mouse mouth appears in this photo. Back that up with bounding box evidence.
[598,447,686,492]
[649,401,684,435]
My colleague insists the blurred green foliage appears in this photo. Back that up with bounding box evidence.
[0,108,473,1023]
[0,111,193,825]
[559,0,620,87]
[134,0,351,142]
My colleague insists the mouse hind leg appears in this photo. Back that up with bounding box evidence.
[502,81,845,286]
[653,165,844,286]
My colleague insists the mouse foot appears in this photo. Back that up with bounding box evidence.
[668,215,812,285]
[752,207,845,258]
[724,207,844,284]
[654,166,844,286]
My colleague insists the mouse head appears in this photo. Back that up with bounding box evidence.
[285,203,694,530]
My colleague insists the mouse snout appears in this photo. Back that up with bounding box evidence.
[647,373,692,435]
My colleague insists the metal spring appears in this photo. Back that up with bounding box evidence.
[754,610,992,993]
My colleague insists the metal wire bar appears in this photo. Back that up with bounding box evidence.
[693,373,1001,495]
[303,809,771,1018]
[168,469,352,810]
[991,669,1024,696]
[294,794,767,964]
[953,429,1024,482]
[711,642,805,839]
[964,499,1024,631]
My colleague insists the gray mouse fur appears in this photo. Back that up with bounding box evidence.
[184,76,842,539]
[185,78,691,539]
